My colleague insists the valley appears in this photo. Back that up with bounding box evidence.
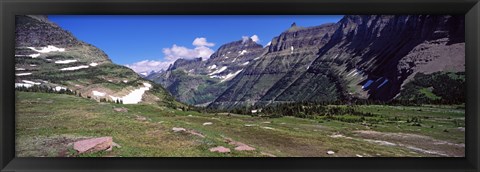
[16,92,464,157]
[14,15,465,157]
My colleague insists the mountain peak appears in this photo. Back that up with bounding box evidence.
[287,22,303,32]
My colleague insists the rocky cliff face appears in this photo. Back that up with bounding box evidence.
[15,15,176,106]
[298,15,465,101]
[148,15,465,109]
[208,23,338,109]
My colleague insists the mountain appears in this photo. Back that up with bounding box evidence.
[289,15,465,101]
[209,23,339,109]
[147,38,265,106]
[145,15,465,110]
[15,15,177,106]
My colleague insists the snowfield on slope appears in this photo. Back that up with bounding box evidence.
[27,45,65,53]
[109,83,152,104]
[208,66,227,76]
[55,60,77,64]
[60,65,90,71]
[220,70,243,82]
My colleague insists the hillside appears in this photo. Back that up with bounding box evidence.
[16,91,465,157]
[15,15,178,107]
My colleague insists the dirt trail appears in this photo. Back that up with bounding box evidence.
[352,130,464,157]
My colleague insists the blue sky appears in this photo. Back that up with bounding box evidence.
[48,15,343,73]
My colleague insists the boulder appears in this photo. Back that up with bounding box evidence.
[73,137,113,154]
[209,146,231,153]
[327,150,335,155]
[172,127,186,132]
[234,145,256,151]
[187,130,205,138]
[113,107,128,113]
[135,115,148,121]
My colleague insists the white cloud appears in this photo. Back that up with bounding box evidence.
[162,44,215,61]
[125,37,215,74]
[192,37,215,47]
[241,36,250,43]
[125,60,171,74]
[242,35,260,43]
[163,37,215,61]
[250,35,260,43]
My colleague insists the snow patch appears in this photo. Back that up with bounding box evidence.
[265,41,272,47]
[29,54,41,58]
[16,73,32,76]
[92,91,106,97]
[109,83,153,104]
[239,50,247,56]
[332,54,340,59]
[15,83,33,88]
[207,64,217,70]
[220,69,243,82]
[208,66,227,76]
[15,67,25,71]
[60,65,89,71]
[290,46,294,54]
[377,79,389,89]
[17,54,41,58]
[241,62,250,66]
[89,62,98,67]
[362,80,374,89]
[54,86,67,91]
[22,80,41,85]
[123,80,128,83]
[30,64,37,67]
[55,59,77,64]
[27,45,65,53]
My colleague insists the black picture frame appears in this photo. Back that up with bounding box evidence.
[1,0,479,171]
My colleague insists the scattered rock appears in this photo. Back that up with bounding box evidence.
[327,150,335,155]
[172,127,186,132]
[73,137,113,154]
[172,127,205,138]
[106,142,121,151]
[187,130,205,138]
[203,122,213,126]
[262,127,275,130]
[209,146,230,153]
[457,127,465,132]
[113,107,128,113]
[135,115,147,121]
[234,145,256,151]
[262,121,271,124]
[187,115,193,117]
[224,137,256,151]
[261,152,277,157]
[330,134,344,138]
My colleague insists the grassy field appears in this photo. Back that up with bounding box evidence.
[16,91,465,157]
